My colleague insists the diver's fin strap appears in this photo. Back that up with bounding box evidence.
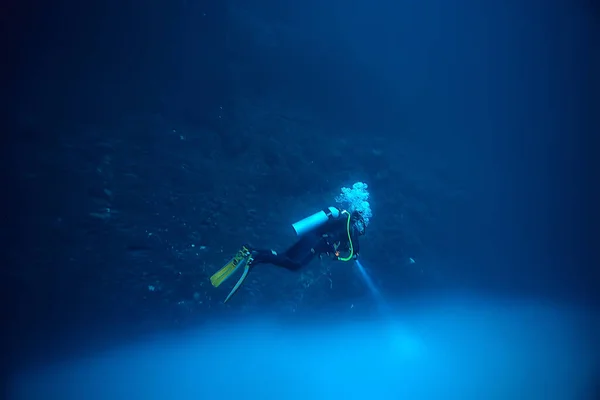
[210,246,251,288]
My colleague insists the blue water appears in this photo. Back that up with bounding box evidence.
[9,295,596,400]
[355,259,389,312]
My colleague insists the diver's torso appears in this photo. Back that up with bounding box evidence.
[318,218,349,250]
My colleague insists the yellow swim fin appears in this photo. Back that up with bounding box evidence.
[210,246,251,288]
[223,257,252,303]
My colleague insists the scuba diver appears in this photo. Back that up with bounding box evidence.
[210,182,373,303]
[210,207,366,303]
[250,207,366,268]
[210,182,373,302]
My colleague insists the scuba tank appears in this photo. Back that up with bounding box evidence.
[292,206,341,236]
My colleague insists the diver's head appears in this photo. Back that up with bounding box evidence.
[351,210,367,236]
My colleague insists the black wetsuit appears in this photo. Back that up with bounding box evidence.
[251,216,361,271]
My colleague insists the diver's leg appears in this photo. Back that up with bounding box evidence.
[251,249,303,271]
[279,235,323,270]
[248,234,323,271]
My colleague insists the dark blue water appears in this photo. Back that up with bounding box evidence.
[3,0,598,398]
